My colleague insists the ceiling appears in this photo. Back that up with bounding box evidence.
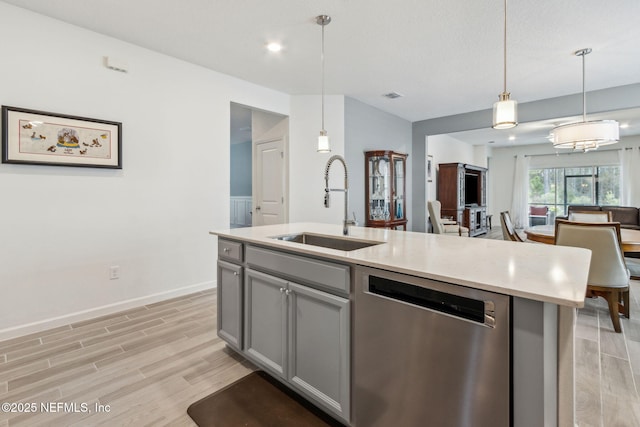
[3,0,640,142]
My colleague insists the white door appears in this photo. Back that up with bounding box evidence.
[254,138,285,225]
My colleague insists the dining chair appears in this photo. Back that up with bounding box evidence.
[529,205,549,226]
[554,219,630,333]
[568,210,613,222]
[500,211,524,242]
[427,201,469,237]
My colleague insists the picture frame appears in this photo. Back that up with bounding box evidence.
[427,155,434,182]
[2,106,122,169]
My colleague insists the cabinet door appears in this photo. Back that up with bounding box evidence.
[288,282,350,422]
[458,166,465,208]
[217,260,243,351]
[244,268,287,378]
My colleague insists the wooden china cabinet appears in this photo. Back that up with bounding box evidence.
[365,151,408,230]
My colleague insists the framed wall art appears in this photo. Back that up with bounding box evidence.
[1,106,122,169]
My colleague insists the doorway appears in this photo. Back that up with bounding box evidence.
[230,103,289,228]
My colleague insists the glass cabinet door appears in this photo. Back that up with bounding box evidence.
[368,155,391,221]
[365,150,408,230]
[393,156,405,220]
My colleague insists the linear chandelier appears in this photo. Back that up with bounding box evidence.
[552,48,619,152]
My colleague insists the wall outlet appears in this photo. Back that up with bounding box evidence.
[109,265,120,280]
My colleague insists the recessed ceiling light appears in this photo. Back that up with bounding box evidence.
[508,136,515,141]
[266,42,282,52]
[620,123,629,129]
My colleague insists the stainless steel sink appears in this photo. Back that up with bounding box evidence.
[271,232,383,251]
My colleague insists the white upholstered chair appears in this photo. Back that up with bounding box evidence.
[427,200,469,237]
[554,219,630,333]
[568,210,612,222]
[500,211,524,242]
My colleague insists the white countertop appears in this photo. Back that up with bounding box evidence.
[210,223,591,308]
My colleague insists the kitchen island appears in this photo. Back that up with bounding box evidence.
[210,223,591,426]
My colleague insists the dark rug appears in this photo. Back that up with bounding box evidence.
[187,370,345,427]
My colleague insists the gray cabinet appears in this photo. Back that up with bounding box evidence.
[288,282,350,420]
[217,238,244,352]
[244,268,350,422]
[217,260,243,351]
[243,243,351,423]
[218,242,351,424]
[244,268,287,377]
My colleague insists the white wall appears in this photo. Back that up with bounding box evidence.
[489,136,640,218]
[289,95,345,224]
[425,133,476,206]
[0,3,289,338]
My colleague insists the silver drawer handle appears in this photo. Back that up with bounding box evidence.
[285,289,291,296]
[279,287,285,293]
[233,272,239,276]
[223,247,230,253]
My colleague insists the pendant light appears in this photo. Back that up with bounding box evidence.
[316,15,331,153]
[552,48,619,151]
[492,0,518,129]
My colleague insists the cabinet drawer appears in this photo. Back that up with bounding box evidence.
[246,245,350,295]
[218,239,243,263]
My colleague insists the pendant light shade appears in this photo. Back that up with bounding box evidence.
[492,0,517,129]
[493,93,518,130]
[318,130,330,152]
[316,15,331,153]
[552,48,619,151]
[552,120,619,151]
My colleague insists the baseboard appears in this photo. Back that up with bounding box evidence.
[0,280,216,342]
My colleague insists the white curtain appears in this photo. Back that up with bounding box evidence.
[620,147,640,207]
[510,155,530,229]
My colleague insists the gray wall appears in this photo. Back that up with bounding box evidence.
[230,141,252,196]
[345,97,412,228]
[411,83,640,232]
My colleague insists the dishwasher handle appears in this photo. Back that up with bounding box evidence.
[368,275,497,327]
[484,300,496,327]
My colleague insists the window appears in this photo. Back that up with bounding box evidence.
[529,166,620,217]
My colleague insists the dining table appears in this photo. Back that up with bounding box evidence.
[524,224,640,253]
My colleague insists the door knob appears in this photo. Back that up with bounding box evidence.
[255,206,261,211]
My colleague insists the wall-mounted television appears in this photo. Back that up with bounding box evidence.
[464,173,479,206]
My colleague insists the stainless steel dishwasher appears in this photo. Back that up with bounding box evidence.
[354,266,511,427]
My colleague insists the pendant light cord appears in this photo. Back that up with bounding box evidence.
[581,51,586,122]
[321,20,325,132]
[503,0,508,94]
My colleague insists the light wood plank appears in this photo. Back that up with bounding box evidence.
[575,338,602,425]
[0,360,50,384]
[0,325,70,349]
[602,392,640,426]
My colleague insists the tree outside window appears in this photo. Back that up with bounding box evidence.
[528,166,620,217]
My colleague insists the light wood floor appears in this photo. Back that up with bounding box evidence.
[0,289,255,426]
[1,261,639,426]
